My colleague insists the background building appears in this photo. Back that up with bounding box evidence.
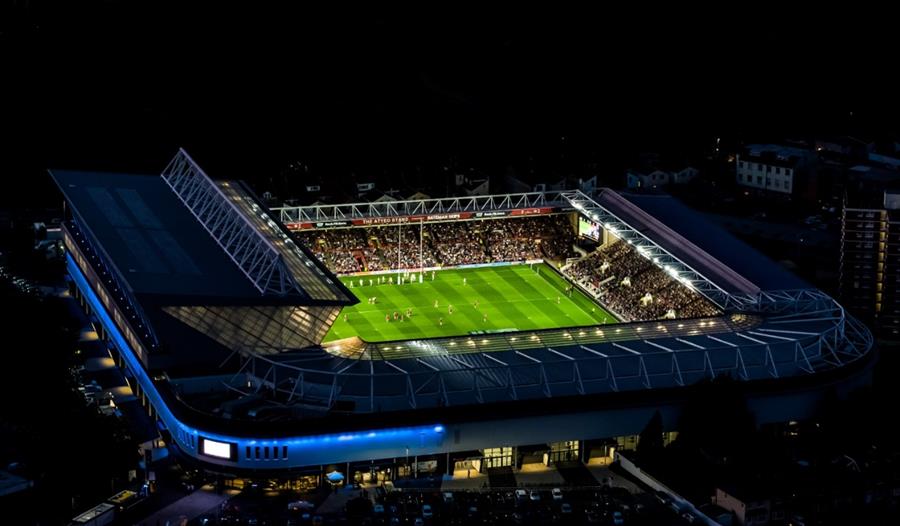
[841,190,900,337]
[626,166,698,190]
[735,144,816,198]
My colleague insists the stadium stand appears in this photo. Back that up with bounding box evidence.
[294,215,576,272]
[564,239,719,321]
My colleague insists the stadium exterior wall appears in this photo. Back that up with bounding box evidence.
[67,249,875,476]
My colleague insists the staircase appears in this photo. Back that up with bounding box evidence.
[486,466,517,488]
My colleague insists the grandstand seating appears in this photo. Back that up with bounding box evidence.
[564,240,719,321]
[294,215,577,273]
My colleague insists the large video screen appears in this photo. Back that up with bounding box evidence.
[578,216,602,241]
[200,438,234,459]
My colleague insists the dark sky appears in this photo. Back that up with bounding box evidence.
[3,3,899,200]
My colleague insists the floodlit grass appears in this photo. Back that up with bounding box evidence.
[324,264,615,343]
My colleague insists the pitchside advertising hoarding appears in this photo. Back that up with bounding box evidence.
[285,207,558,230]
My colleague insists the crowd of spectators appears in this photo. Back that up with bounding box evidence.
[294,215,577,273]
[565,240,719,321]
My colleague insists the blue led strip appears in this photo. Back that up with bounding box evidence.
[67,253,445,465]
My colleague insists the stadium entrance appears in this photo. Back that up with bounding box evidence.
[482,447,515,469]
[546,440,580,465]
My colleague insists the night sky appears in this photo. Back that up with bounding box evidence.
[3,3,899,204]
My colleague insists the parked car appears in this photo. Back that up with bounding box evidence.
[529,490,541,501]
[288,500,315,511]
[552,488,563,501]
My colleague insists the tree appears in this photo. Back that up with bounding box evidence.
[675,376,756,466]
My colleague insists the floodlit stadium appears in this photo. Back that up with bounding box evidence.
[52,149,874,480]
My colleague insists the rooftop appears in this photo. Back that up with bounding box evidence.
[622,193,809,291]
[49,168,354,306]
[50,170,259,300]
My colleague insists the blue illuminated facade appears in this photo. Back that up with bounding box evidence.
[67,252,446,471]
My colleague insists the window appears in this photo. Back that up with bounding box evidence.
[264,446,269,460]
[767,165,772,173]
[255,446,260,459]
[482,447,514,468]
[245,446,251,459]
[283,446,288,459]
[273,446,279,459]
[757,176,763,184]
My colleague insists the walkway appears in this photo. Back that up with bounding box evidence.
[514,462,565,486]
[135,486,230,526]
[316,487,362,514]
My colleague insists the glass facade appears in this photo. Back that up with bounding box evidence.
[547,440,580,463]
[482,447,514,469]
[65,226,151,365]
[164,304,341,353]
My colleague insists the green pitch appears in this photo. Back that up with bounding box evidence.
[324,264,615,343]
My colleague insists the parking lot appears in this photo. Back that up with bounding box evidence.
[186,463,697,526]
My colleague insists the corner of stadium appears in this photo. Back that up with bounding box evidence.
[51,149,874,483]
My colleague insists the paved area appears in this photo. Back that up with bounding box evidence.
[135,486,231,526]
[514,462,565,487]
[440,470,489,491]
[316,487,362,514]
[586,465,643,494]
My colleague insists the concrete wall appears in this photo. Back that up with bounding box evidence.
[616,452,722,526]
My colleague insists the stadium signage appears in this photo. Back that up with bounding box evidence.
[475,211,508,218]
[200,437,236,460]
[285,206,557,230]
[315,220,353,228]
[352,212,476,226]
[339,259,546,277]
[510,206,555,216]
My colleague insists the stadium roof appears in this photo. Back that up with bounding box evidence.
[622,193,809,291]
[51,170,261,299]
[49,169,354,306]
